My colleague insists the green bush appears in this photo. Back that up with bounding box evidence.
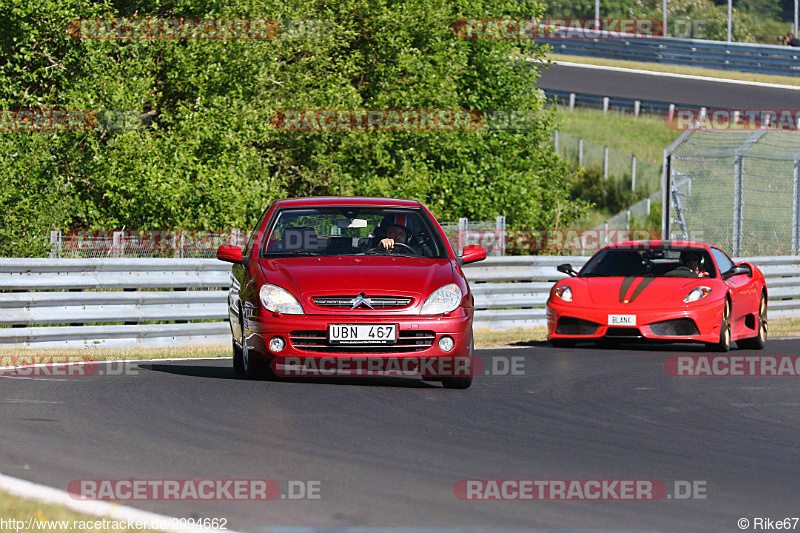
[0,0,589,256]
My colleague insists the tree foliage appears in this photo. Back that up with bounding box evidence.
[0,0,588,256]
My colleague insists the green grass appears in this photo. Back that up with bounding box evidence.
[545,53,800,87]
[0,489,157,532]
[551,106,681,165]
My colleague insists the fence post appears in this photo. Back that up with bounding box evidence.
[49,230,61,258]
[732,131,766,256]
[626,209,631,230]
[457,217,468,255]
[603,146,609,179]
[646,197,651,217]
[179,233,185,259]
[569,93,575,111]
[631,154,637,192]
[793,155,800,254]
[578,138,584,167]
[112,231,124,258]
[554,129,559,152]
[496,216,506,256]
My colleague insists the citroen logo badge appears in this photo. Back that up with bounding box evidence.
[350,292,374,310]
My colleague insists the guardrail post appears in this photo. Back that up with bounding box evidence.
[553,129,559,152]
[603,97,609,114]
[112,231,124,258]
[569,93,575,112]
[496,216,506,256]
[578,138,584,167]
[457,217,468,255]
[603,146,609,179]
[631,154,637,192]
[634,100,641,118]
[49,230,61,259]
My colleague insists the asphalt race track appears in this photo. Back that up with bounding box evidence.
[1,340,799,532]
[535,63,800,108]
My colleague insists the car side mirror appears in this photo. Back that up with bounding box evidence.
[723,263,750,280]
[217,245,244,264]
[461,245,486,265]
[557,263,578,277]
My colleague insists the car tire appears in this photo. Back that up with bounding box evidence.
[232,338,244,373]
[736,292,767,350]
[707,298,731,352]
[551,339,576,348]
[441,336,473,389]
[243,338,275,380]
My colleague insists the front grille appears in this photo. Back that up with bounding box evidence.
[290,330,435,353]
[311,296,412,309]
[605,327,642,338]
[648,318,699,336]
[555,317,601,335]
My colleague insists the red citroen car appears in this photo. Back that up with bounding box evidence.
[217,197,486,388]
[546,241,767,351]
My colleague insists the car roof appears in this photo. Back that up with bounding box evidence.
[606,240,715,251]
[275,197,423,208]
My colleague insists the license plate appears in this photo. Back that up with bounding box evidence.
[608,314,637,326]
[328,324,397,344]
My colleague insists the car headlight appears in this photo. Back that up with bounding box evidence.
[683,286,711,303]
[420,284,463,315]
[554,285,572,302]
[260,284,304,314]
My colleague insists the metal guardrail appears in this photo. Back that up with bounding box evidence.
[1,256,799,347]
[540,36,800,76]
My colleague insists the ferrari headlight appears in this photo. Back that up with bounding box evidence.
[683,286,711,303]
[554,285,573,302]
[420,284,463,315]
[260,284,304,314]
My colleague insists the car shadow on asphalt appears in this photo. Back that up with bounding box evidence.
[138,362,439,388]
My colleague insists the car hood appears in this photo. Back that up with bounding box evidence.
[258,256,455,310]
[567,276,719,308]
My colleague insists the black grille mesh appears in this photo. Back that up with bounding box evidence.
[555,317,601,335]
[648,318,700,336]
[290,330,435,353]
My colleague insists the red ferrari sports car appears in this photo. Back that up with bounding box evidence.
[546,241,767,351]
[217,197,486,388]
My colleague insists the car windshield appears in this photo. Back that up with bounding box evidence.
[259,206,447,258]
[578,247,717,278]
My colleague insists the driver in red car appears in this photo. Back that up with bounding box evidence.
[681,250,709,277]
[379,223,410,251]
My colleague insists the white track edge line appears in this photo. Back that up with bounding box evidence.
[0,472,243,533]
[528,58,800,90]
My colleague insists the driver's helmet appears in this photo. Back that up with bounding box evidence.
[680,250,706,274]
[376,214,414,241]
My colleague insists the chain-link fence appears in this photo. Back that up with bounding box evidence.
[49,230,248,258]
[665,129,800,256]
[596,190,663,231]
[553,129,662,196]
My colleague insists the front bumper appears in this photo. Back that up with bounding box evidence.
[244,310,473,363]
[546,298,723,344]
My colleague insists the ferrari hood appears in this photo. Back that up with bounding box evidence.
[569,276,716,308]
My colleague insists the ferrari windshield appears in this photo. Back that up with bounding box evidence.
[259,206,447,258]
[579,247,718,278]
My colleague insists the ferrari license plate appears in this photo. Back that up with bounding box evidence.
[328,324,397,344]
[608,314,637,326]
